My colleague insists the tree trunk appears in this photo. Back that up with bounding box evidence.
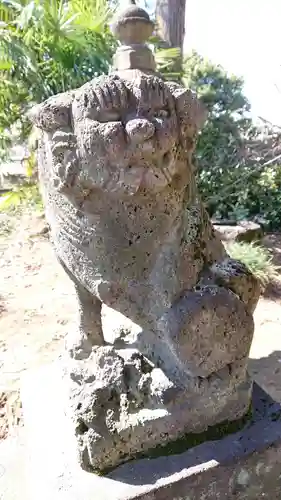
[155,0,186,60]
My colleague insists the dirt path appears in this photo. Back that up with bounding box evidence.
[1,211,281,437]
[0,212,76,393]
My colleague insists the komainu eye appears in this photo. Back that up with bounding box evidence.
[155,109,169,119]
[99,111,120,122]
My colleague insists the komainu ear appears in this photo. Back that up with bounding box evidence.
[166,82,207,131]
[28,91,74,132]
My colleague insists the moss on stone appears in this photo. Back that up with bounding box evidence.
[137,407,252,461]
[99,406,252,475]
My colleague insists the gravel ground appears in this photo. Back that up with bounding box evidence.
[0,210,281,436]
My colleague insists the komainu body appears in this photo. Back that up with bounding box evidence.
[30,71,260,472]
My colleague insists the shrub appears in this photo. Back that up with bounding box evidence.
[226,241,280,287]
[0,0,116,159]
[202,163,281,229]
[182,52,281,229]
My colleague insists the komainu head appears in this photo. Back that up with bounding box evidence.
[30,74,206,200]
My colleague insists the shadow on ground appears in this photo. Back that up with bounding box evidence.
[109,380,281,485]
[249,351,281,404]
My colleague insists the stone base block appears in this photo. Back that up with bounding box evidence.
[67,345,253,472]
[21,363,281,500]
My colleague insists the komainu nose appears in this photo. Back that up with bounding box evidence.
[126,118,155,143]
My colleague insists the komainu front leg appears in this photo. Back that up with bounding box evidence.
[57,257,105,358]
[67,282,105,359]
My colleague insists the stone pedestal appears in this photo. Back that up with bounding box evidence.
[21,363,281,500]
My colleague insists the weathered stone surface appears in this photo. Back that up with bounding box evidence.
[28,2,261,472]
[68,345,252,472]
[21,365,281,500]
[213,220,264,243]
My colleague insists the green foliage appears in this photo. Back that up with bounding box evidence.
[183,51,281,228]
[226,241,280,287]
[0,0,183,215]
[183,51,250,115]
[0,182,43,212]
[0,0,117,214]
[0,0,116,158]
[153,45,181,80]
[150,33,182,81]
[2,3,280,231]
[212,163,281,228]
[0,147,42,212]
[250,165,281,228]
[0,179,43,240]
[183,52,251,212]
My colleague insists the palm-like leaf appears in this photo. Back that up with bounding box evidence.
[154,47,181,69]
[69,0,113,33]
[0,0,116,160]
[153,46,182,81]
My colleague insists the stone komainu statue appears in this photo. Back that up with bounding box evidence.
[29,2,260,473]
